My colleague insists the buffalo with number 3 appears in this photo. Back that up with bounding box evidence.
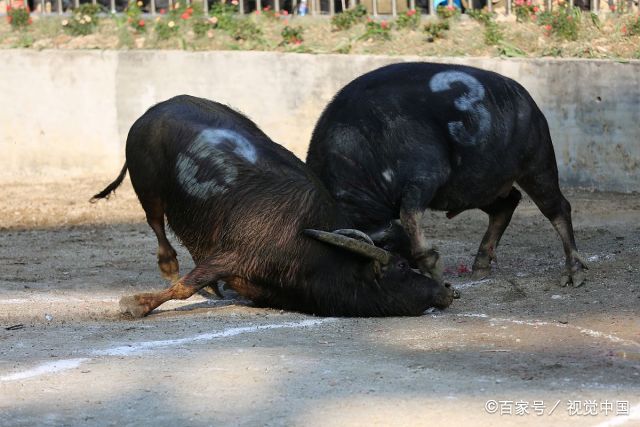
[306,62,587,288]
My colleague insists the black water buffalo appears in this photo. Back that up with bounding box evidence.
[92,95,456,318]
[306,62,587,287]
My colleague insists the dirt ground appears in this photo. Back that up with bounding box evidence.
[0,174,639,426]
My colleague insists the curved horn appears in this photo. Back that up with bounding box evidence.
[331,229,375,246]
[303,229,391,265]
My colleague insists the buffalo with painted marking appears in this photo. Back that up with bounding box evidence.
[92,95,456,317]
[306,62,587,287]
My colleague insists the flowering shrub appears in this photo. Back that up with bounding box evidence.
[281,25,303,44]
[423,19,449,40]
[258,5,289,19]
[210,0,238,30]
[361,18,392,40]
[192,16,219,37]
[62,4,101,36]
[331,4,367,31]
[537,4,581,40]
[6,4,32,30]
[154,18,179,39]
[513,0,540,23]
[396,9,420,30]
[436,5,459,20]
[125,0,146,32]
[153,2,201,40]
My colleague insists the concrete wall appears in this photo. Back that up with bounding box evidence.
[1,50,638,192]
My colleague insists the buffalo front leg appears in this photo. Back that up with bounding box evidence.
[472,187,522,279]
[400,183,443,282]
[120,259,230,318]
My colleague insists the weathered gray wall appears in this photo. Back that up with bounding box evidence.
[1,50,638,192]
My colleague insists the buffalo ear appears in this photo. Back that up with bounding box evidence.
[303,229,391,265]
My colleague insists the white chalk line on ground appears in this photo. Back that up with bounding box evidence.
[0,296,119,305]
[592,403,640,427]
[0,318,332,383]
[458,314,640,347]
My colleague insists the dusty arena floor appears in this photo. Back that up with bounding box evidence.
[0,175,639,426]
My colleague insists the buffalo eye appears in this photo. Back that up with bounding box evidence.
[396,261,407,270]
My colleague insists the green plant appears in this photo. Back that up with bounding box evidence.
[210,1,238,30]
[436,4,459,20]
[423,19,449,40]
[192,16,219,37]
[155,18,180,39]
[125,0,147,32]
[621,14,640,36]
[497,41,526,57]
[513,0,540,23]
[62,4,102,36]
[281,25,303,44]
[6,4,32,30]
[360,18,392,40]
[331,4,367,31]
[396,9,420,30]
[227,18,262,40]
[537,4,581,40]
[468,9,502,45]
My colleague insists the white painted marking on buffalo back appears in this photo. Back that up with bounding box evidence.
[429,71,491,147]
[176,128,257,200]
[0,319,332,383]
[0,358,89,381]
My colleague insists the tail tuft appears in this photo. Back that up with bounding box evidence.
[90,162,128,203]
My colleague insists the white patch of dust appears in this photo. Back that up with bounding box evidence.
[592,403,640,427]
[0,319,333,382]
[455,279,493,290]
[0,358,89,382]
[93,318,332,356]
[458,314,640,347]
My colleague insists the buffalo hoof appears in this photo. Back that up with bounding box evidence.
[120,295,150,318]
[471,267,491,281]
[559,269,587,288]
[159,257,180,282]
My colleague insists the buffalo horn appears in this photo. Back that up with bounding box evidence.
[303,229,391,265]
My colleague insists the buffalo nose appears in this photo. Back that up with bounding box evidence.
[444,282,461,299]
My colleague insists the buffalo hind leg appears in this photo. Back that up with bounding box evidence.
[120,259,230,318]
[140,196,179,281]
[517,175,587,287]
[400,183,443,282]
[472,187,522,279]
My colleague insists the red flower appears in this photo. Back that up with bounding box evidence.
[263,4,270,10]
[181,11,190,19]
[609,3,616,11]
[138,19,145,26]
[380,20,389,29]
[282,9,288,15]
[186,6,193,13]
[621,24,627,34]
[533,5,539,12]
[159,7,166,13]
